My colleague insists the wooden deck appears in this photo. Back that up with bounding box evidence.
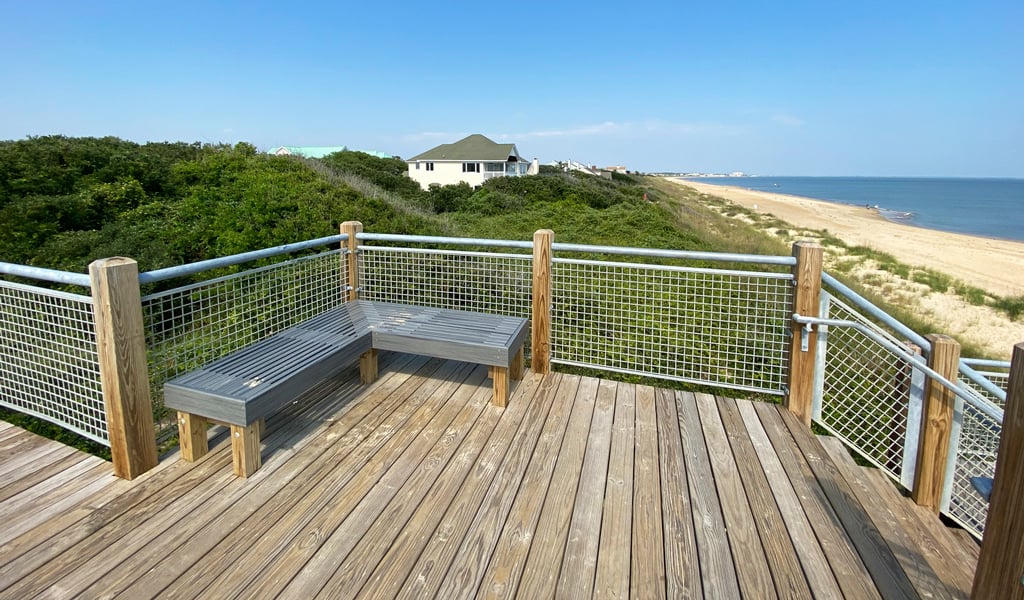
[0,352,979,599]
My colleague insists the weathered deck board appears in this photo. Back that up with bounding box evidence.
[510,375,598,599]
[557,377,616,599]
[655,387,701,599]
[754,401,883,600]
[779,405,920,598]
[631,384,666,600]
[677,390,741,598]
[697,392,777,599]
[594,382,637,599]
[718,396,813,598]
[0,357,976,599]
[820,435,960,598]
[474,373,575,599]
[737,400,843,599]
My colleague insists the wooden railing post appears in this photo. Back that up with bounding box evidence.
[531,229,553,374]
[912,334,960,511]
[341,221,362,302]
[786,241,823,426]
[973,341,1024,599]
[89,257,158,480]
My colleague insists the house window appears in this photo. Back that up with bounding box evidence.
[462,162,480,173]
[425,162,434,171]
[485,162,504,172]
[415,162,420,170]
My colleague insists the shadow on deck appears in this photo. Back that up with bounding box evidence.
[0,351,979,599]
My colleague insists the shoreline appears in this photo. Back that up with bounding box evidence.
[670,178,1024,299]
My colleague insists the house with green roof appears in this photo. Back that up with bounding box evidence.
[406,134,539,190]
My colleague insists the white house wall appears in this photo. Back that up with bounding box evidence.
[408,161,486,190]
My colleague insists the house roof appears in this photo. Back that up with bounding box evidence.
[408,134,519,162]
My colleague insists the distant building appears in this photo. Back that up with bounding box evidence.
[550,160,601,176]
[268,146,392,159]
[605,165,628,174]
[406,134,538,190]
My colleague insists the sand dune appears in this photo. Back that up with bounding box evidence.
[668,178,1024,358]
[673,179,1024,298]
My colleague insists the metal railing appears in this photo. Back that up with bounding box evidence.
[816,274,1005,539]
[140,239,347,441]
[548,246,794,394]
[0,232,1012,542]
[0,275,106,445]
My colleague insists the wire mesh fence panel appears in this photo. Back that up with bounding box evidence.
[141,251,345,440]
[947,400,1000,539]
[818,293,916,482]
[0,280,107,445]
[550,259,792,394]
[359,246,533,343]
[962,368,1009,409]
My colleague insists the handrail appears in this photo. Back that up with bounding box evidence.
[960,362,1010,403]
[357,232,533,249]
[138,234,346,284]
[356,233,797,266]
[554,257,793,279]
[552,243,797,266]
[822,272,932,351]
[793,313,1004,422]
[823,272,1008,402]
[962,358,1012,369]
[0,262,92,288]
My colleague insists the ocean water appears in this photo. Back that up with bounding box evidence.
[686,177,1024,242]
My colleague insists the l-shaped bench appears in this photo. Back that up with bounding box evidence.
[164,300,529,477]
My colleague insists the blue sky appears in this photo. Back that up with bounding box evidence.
[1,1,1021,176]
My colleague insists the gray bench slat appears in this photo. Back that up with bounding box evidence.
[350,301,528,367]
[164,305,371,425]
[165,301,528,430]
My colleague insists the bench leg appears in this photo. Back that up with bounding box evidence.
[510,348,524,380]
[178,412,208,462]
[491,366,510,408]
[360,349,379,384]
[231,419,263,478]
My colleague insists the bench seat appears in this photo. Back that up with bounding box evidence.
[164,301,528,477]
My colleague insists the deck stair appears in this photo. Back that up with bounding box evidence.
[819,435,980,598]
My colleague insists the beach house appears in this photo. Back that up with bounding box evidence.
[406,134,539,190]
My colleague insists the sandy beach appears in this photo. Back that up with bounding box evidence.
[667,178,1024,358]
[672,179,1024,298]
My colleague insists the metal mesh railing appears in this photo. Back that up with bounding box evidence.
[358,245,533,319]
[551,259,792,394]
[0,280,107,445]
[817,285,1007,540]
[962,367,1009,408]
[817,293,916,483]
[947,399,1000,536]
[141,250,345,440]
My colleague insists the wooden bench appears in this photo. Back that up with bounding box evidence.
[164,301,528,477]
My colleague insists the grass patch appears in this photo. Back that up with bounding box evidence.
[992,296,1024,320]
[0,408,111,460]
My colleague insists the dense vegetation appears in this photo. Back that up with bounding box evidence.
[0,136,791,278]
[2,135,981,463]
